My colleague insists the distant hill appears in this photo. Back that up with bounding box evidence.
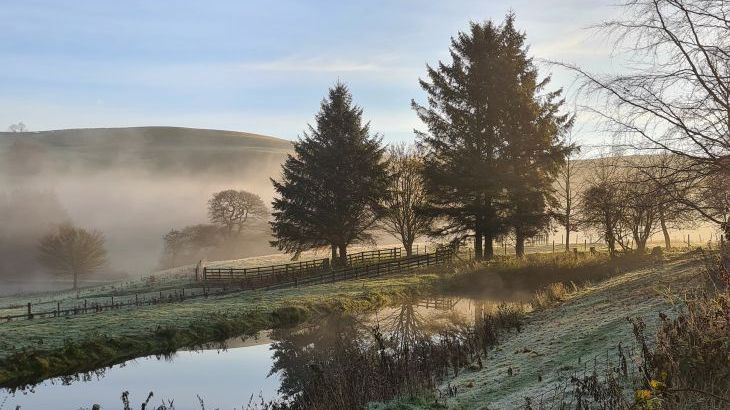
[0,127,294,277]
[0,126,293,176]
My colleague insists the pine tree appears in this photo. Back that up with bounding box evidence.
[414,15,571,259]
[414,19,507,260]
[498,17,573,257]
[270,83,390,265]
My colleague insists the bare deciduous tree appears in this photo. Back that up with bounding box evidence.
[629,154,696,249]
[7,122,27,133]
[208,190,268,237]
[554,144,583,252]
[162,229,187,268]
[617,170,662,253]
[381,144,432,256]
[37,224,107,290]
[580,156,625,256]
[562,0,730,229]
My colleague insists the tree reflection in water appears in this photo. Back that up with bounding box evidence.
[266,299,524,409]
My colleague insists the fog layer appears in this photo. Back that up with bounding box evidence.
[0,127,291,290]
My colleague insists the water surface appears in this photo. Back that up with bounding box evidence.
[1,295,531,409]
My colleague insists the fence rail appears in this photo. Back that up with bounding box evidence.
[202,258,330,282]
[0,248,455,323]
[266,248,454,291]
[346,247,402,266]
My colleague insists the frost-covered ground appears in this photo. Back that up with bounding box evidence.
[436,255,699,409]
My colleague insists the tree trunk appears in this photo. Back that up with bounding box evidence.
[474,231,483,261]
[606,232,616,257]
[484,233,494,260]
[405,240,413,257]
[660,215,671,250]
[331,245,338,266]
[565,223,571,252]
[515,230,525,258]
[339,244,348,267]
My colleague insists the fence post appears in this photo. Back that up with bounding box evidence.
[84,299,88,313]
[135,294,139,306]
[27,303,33,320]
[56,301,60,317]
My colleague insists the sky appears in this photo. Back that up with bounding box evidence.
[1,0,622,145]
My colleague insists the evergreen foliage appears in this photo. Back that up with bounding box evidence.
[413,14,571,258]
[270,83,390,265]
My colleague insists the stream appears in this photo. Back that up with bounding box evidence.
[0,295,531,410]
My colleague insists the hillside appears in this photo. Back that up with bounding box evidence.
[0,126,293,176]
[0,127,294,282]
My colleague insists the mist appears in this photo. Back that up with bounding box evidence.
[0,127,291,293]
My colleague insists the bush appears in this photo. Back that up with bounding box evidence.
[633,249,730,409]
[531,282,569,310]
[651,246,664,258]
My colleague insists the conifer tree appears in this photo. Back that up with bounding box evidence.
[270,83,390,265]
[414,14,569,259]
[498,18,573,257]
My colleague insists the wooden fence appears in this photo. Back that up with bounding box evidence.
[0,248,454,323]
[346,247,402,266]
[266,248,454,291]
[1,287,231,322]
[202,258,330,282]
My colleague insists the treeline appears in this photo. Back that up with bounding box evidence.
[270,15,572,263]
[269,12,729,265]
[553,154,725,257]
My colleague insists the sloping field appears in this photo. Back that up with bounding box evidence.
[437,255,700,409]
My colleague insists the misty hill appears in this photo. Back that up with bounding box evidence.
[0,126,293,176]
[0,127,294,281]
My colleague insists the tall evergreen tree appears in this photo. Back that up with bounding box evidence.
[498,18,573,257]
[414,19,507,260]
[270,83,390,265]
[414,15,570,259]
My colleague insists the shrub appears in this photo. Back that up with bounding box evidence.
[651,246,664,258]
[531,282,569,310]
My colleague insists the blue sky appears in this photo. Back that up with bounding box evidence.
[1,0,619,144]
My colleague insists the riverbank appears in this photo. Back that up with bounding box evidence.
[0,250,662,392]
[373,252,702,409]
[0,269,442,388]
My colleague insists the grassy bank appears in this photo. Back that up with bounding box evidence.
[0,271,441,388]
[382,253,702,409]
[0,250,666,392]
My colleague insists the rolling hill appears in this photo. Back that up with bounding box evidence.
[0,126,293,176]
[0,127,294,284]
